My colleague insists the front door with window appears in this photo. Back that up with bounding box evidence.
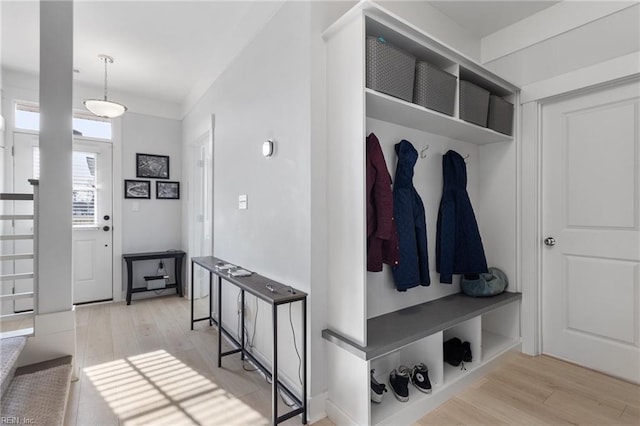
[14,133,113,304]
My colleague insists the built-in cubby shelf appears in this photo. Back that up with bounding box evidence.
[366,89,512,144]
[323,1,521,424]
[322,291,521,360]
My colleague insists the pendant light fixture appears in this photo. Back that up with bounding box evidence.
[83,54,127,118]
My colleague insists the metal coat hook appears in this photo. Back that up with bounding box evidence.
[463,153,470,162]
[420,144,430,158]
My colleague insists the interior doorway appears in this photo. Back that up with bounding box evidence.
[541,79,640,383]
[188,129,213,300]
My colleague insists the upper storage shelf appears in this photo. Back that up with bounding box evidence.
[366,89,513,144]
[325,1,519,144]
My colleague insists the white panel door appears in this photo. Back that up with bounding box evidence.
[14,134,113,305]
[542,80,640,382]
[71,140,113,304]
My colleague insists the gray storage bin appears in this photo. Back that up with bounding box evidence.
[413,61,456,116]
[488,95,514,135]
[366,36,416,102]
[459,80,490,127]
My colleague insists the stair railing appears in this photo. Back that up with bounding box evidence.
[0,180,39,320]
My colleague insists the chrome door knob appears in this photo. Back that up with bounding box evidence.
[544,237,556,246]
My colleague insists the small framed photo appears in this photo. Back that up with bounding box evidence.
[156,181,180,200]
[136,153,170,179]
[124,180,151,199]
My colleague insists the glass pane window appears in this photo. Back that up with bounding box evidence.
[15,103,112,140]
[32,148,98,226]
[72,152,97,226]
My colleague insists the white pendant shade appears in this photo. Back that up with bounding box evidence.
[84,54,127,119]
[83,99,127,118]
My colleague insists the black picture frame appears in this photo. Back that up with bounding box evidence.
[156,181,180,200]
[136,153,170,179]
[124,180,151,199]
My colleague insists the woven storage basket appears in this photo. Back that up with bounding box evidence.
[413,62,456,116]
[366,36,416,102]
[488,95,514,135]
[459,80,490,127]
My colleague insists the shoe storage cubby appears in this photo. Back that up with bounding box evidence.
[443,317,481,384]
[369,332,443,425]
[322,2,521,425]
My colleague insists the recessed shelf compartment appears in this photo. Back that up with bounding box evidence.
[370,332,443,425]
[365,89,512,145]
[443,317,481,384]
[482,302,521,362]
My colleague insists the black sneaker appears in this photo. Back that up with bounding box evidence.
[370,369,387,403]
[389,366,410,402]
[411,363,432,394]
[462,341,472,362]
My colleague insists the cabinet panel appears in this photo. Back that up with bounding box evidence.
[326,15,368,345]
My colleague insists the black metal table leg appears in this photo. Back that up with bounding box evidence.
[176,254,184,297]
[190,261,195,330]
[241,290,245,360]
[126,259,133,305]
[218,275,223,368]
[302,298,307,424]
[272,304,278,426]
[209,272,214,326]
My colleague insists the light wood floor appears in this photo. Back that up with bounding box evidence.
[56,296,638,425]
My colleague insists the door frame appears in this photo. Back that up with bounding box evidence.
[8,115,124,304]
[185,113,214,300]
[518,58,640,356]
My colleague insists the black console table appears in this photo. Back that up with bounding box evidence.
[123,250,186,305]
[190,256,307,425]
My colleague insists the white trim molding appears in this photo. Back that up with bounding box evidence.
[481,1,637,64]
[518,58,640,356]
[520,51,640,104]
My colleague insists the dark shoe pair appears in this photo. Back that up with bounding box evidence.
[444,337,472,369]
[370,369,387,403]
[389,363,432,402]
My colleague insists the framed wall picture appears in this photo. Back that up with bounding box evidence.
[136,153,170,179]
[156,181,180,200]
[124,180,151,199]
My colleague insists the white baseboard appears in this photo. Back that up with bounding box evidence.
[308,391,328,424]
[326,398,358,426]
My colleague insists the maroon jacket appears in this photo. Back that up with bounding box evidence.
[366,133,399,271]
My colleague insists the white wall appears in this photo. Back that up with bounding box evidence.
[120,112,182,295]
[378,0,481,61]
[182,0,313,399]
[482,2,640,87]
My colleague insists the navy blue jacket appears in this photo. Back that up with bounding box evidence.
[392,140,430,291]
[436,150,488,284]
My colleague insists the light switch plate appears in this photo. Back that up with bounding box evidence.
[132,201,139,212]
[239,194,248,210]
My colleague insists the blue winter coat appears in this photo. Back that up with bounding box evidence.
[392,140,430,291]
[436,150,488,284]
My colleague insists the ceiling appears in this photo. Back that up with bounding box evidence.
[1,1,560,110]
[1,1,284,107]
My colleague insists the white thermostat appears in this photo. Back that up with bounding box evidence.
[263,139,274,158]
